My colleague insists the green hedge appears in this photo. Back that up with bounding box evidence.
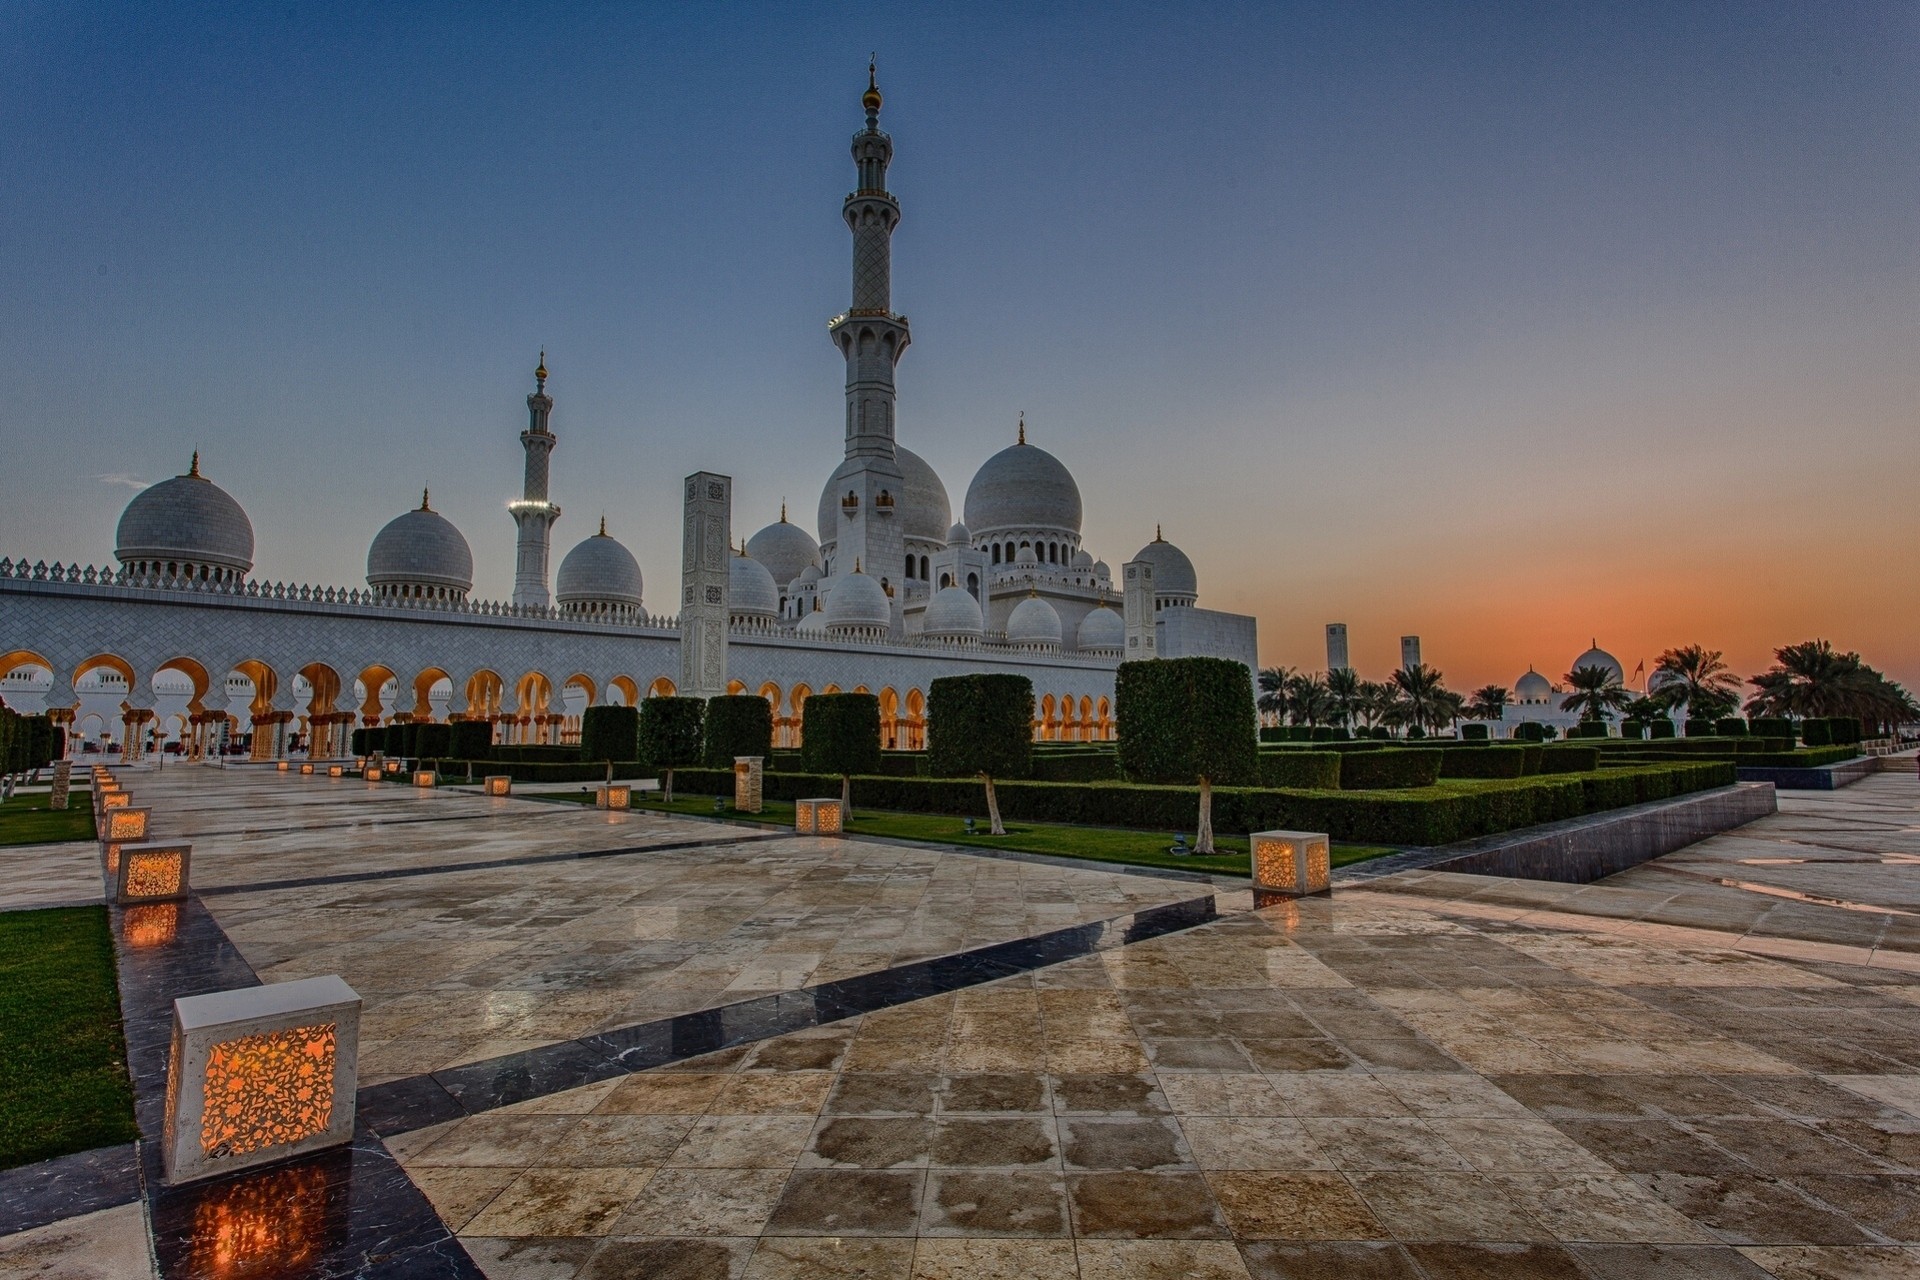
[449,720,494,760]
[1685,718,1717,738]
[1649,719,1676,739]
[640,697,705,772]
[1748,717,1794,743]
[801,693,882,779]
[1259,752,1342,790]
[1338,749,1442,790]
[1715,718,1749,737]
[1513,722,1545,743]
[1618,721,1646,741]
[1032,753,1120,782]
[1461,724,1490,741]
[1569,722,1608,739]
[581,705,641,764]
[1117,658,1257,788]
[425,759,652,784]
[1439,746,1528,779]
[702,697,772,768]
[488,744,580,763]
[660,760,1734,847]
[1540,745,1600,773]
[416,723,451,760]
[927,675,1033,781]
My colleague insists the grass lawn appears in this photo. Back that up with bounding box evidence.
[0,793,96,846]
[541,789,1396,876]
[0,906,139,1169]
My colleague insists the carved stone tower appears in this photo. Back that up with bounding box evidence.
[510,353,561,609]
[680,471,732,700]
[821,61,908,599]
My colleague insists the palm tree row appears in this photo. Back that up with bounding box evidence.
[1744,640,1918,732]
[1255,664,1465,736]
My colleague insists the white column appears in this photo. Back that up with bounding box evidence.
[680,472,731,701]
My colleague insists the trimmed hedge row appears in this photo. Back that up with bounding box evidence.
[1259,752,1342,790]
[1540,746,1600,773]
[424,759,652,783]
[658,760,1735,846]
[1438,746,1529,780]
[1335,750,1443,789]
[703,697,773,768]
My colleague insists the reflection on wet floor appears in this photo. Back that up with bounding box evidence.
[1641,862,1920,918]
[1735,854,1920,866]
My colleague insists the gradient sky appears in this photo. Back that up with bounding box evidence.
[3,3,1915,693]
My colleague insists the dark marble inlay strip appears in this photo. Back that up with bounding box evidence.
[195,831,789,899]
[358,893,1227,1136]
[106,893,482,1279]
[182,807,556,840]
[0,1142,141,1238]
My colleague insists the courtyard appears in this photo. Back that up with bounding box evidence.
[4,766,1920,1278]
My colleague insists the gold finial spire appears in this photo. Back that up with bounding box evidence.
[863,55,881,113]
[420,488,431,511]
[535,350,547,386]
[188,450,200,478]
[854,557,863,574]
[780,500,787,523]
[1154,523,1163,542]
[1017,412,1026,445]
[598,515,607,537]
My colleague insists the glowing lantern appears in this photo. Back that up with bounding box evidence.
[484,775,511,796]
[733,757,764,814]
[116,841,191,905]
[327,765,343,778]
[363,766,381,782]
[795,797,844,835]
[596,783,631,810]
[385,761,402,775]
[102,791,131,811]
[1250,829,1331,899]
[299,763,314,776]
[161,974,362,1184]
[276,761,290,772]
[413,770,437,788]
[103,806,150,844]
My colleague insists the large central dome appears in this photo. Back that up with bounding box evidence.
[964,432,1082,536]
[114,456,254,580]
[555,523,643,616]
[367,492,474,599]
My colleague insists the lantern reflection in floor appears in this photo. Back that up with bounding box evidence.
[187,1160,331,1278]
[125,902,181,949]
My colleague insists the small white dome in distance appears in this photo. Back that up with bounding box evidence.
[796,563,822,586]
[729,548,779,619]
[1515,668,1552,701]
[824,565,892,634]
[367,490,474,599]
[746,505,821,589]
[114,453,255,579]
[1131,526,1197,604]
[923,585,984,639]
[1076,603,1124,653]
[556,519,644,617]
[1569,641,1624,684]
[946,520,971,548]
[1007,594,1063,649]
[1072,548,1094,570]
[797,609,829,636]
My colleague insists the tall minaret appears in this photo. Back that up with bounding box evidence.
[510,352,561,608]
[821,60,908,600]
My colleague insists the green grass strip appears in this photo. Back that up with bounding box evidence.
[542,790,1396,876]
[0,793,96,847]
[0,906,139,1169]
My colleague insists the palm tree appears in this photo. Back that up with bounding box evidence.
[1284,672,1334,726]
[1255,667,1293,725]
[1325,666,1363,728]
[1561,663,1631,722]
[1355,680,1392,731]
[1650,645,1742,721]
[1391,664,1453,735]
[1745,640,1920,732]
[1466,685,1508,722]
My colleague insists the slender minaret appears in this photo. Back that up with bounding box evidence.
[510,352,561,608]
[821,60,907,598]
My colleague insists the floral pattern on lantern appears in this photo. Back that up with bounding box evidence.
[200,1023,338,1160]
[596,783,630,810]
[795,797,844,835]
[1250,829,1331,898]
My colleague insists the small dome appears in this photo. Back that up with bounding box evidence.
[796,609,829,636]
[729,550,779,618]
[1076,603,1124,652]
[1007,594,1063,647]
[114,456,255,577]
[1072,548,1094,570]
[1132,529,1197,602]
[963,426,1083,536]
[367,493,474,596]
[946,520,971,547]
[1093,559,1110,578]
[1515,668,1552,700]
[923,585,984,637]
[747,508,821,589]
[824,568,892,632]
[815,447,951,548]
[1570,641,1624,685]
[796,563,822,586]
[556,525,643,610]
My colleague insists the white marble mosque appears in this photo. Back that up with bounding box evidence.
[0,69,1255,759]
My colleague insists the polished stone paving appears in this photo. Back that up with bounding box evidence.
[8,763,1920,1277]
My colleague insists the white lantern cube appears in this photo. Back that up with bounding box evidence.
[484,775,512,796]
[116,841,191,905]
[596,783,631,810]
[327,764,343,778]
[363,766,381,781]
[1250,829,1332,897]
[413,770,437,788]
[102,806,150,844]
[276,761,290,772]
[299,763,314,775]
[734,756,764,814]
[102,790,131,811]
[795,797,844,835]
[161,975,362,1184]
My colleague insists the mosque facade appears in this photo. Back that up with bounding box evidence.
[0,70,1256,759]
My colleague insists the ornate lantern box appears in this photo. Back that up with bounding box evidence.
[102,806,150,845]
[483,775,512,796]
[299,763,314,776]
[276,761,290,772]
[363,766,381,782]
[162,974,362,1185]
[1250,829,1331,898]
[101,791,131,811]
[733,757,764,814]
[795,797,844,835]
[327,765,344,778]
[595,783,630,810]
[385,761,403,775]
[414,770,437,788]
[115,840,191,905]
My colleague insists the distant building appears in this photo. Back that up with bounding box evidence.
[1401,635,1422,670]
[1326,623,1349,672]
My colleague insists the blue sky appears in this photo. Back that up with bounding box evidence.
[3,2,1915,688]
